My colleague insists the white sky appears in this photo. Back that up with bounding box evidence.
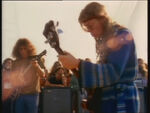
[2,1,147,70]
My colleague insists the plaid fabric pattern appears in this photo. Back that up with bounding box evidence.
[78,29,140,113]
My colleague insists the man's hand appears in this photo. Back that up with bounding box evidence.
[31,60,45,77]
[31,60,39,68]
[58,51,80,70]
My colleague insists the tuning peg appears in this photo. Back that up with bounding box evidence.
[45,37,51,44]
[44,40,49,44]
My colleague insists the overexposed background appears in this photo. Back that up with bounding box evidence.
[2,1,147,70]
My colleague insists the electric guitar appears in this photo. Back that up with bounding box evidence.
[30,50,49,87]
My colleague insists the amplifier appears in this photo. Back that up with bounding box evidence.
[39,86,72,113]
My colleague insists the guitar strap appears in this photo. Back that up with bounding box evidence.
[22,63,32,76]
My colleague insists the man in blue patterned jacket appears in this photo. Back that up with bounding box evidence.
[58,2,139,113]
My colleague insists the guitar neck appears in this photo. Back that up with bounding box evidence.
[43,20,79,78]
[55,47,65,55]
[55,47,79,78]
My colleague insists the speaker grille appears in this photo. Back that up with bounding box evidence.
[39,87,72,113]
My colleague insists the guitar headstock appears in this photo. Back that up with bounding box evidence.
[43,20,64,55]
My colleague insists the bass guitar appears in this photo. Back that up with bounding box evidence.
[43,20,79,77]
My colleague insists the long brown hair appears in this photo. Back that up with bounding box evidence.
[78,2,125,34]
[79,2,107,23]
[12,38,36,59]
[49,61,62,76]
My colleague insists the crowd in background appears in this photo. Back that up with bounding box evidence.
[2,55,84,113]
[2,56,148,113]
[134,58,148,113]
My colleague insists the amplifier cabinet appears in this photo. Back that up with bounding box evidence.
[39,86,73,113]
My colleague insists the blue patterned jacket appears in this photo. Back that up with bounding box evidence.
[78,26,140,113]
